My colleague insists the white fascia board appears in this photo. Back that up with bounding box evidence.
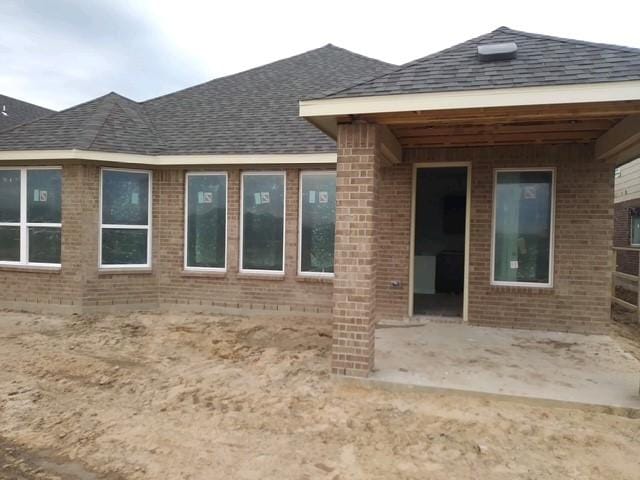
[299,80,640,117]
[0,149,337,165]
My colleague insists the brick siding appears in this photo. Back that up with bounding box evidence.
[614,198,640,275]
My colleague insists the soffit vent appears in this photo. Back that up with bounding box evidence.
[477,42,518,62]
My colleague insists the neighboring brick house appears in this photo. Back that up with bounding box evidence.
[0,94,54,132]
[1,27,640,378]
[614,158,640,275]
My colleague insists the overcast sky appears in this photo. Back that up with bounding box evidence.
[1,0,639,110]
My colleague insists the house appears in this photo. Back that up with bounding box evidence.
[0,94,54,132]
[1,27,640,378]
[614,158,640,276]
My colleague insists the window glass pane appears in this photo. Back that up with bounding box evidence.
[632,216,640,245]
[494,171,552,284]
[28,227,61,264]
[0,226,20,261]
[186,174,226,268]
[300,172,335,273]
[101,229,148,265]
[27,169,62,223]
[0,170,20,222]
[102,170,149,225]
[242,173,284,271]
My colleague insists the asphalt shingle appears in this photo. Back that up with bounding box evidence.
[0,95,54,132]
[0,45,393,155]
[318,27,640,99]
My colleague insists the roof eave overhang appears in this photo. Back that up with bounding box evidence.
[0,150,337,166]
[299,80,640,139]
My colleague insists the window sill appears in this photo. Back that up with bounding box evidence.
[0,264,61,274]
[296,275,334,284]
[237,272,285,281]
[181,269,226,278]
[490,283,554,294]
[98,267,153,276]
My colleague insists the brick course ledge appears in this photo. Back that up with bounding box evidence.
[295,275,334,284]
[0,265,61,274]
[181,269,227,278]
[237,272,286,281]
[97,268,154,276]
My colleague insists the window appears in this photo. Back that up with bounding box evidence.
[299,171,336,276]
[0,167,61,267]
[492,169,555,287]
[100,168,151,268]
[631,214,640,246]
[240,172,285,273]
[184,172,227,270]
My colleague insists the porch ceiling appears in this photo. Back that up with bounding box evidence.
[344,100,640,148]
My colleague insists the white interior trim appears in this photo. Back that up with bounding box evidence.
[0,166,62,268]
[300,80,640,118]
[297,170,336,278]
[0,149,337,166]
[239,171,286,275]
[99,167,153,269]
[409,162,471,322]
[183,171,228,272]
[490,167,556,288]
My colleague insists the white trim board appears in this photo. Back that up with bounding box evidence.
[0,150,337,166]
[300,80,640,118]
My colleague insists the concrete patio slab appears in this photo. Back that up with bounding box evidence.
[372,323,640,411]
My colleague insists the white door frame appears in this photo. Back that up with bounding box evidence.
[408,162,471,322]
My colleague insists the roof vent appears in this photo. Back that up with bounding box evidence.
[477,42,518,62]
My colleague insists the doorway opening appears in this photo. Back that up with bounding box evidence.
[412,166,468,319]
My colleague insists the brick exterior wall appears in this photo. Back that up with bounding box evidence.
[0,162,333,315]
[614,198,640,275]
[372,144,612,334]
[0,141,614,361]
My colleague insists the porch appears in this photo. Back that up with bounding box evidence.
[373,322,640,411]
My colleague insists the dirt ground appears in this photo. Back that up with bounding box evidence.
[0,310,639,480]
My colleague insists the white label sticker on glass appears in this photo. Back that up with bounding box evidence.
[510,260,519,269]
[39,190,48,202]
[261,192,270,204]
[33,189,40,202]
[319,191,328,204]
[523,186,536,199]
[200,192,213,204]
[131,192,139,205]
[254,192,261,205]
[309,190,316,204]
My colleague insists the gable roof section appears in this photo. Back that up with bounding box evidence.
[0,45,393,155]
[317,27,640,99]
[0,94,54,132]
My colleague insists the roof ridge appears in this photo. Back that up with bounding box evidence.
[78,95,120,150]
[496,26,640,54]
[142,44,392,105]
[316,29,498,99]
[86,96,167,152]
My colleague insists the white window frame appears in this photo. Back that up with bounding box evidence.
[298,170,336,278]
[239,171,286,275]
[183,171,228,272]
[0,166,62,268]
[630,213,640,247]
[99,167,152,269]
[490,167,556,288]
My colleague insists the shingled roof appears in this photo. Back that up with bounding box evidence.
[0,45,393,155]
[0,94,54,132]
[317,27,640,99]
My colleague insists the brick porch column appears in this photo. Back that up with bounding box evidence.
[332,122,381,377]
